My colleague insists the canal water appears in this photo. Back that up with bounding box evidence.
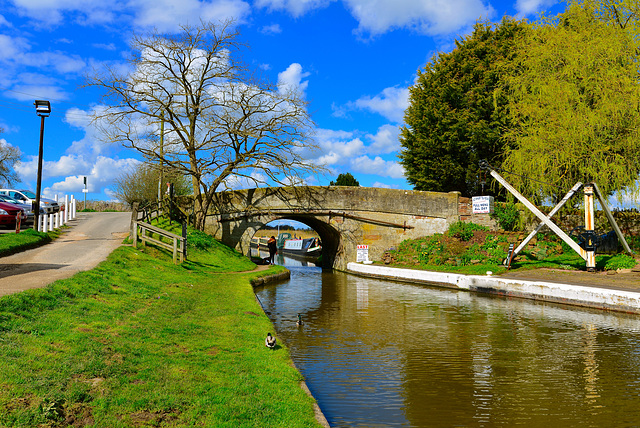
[254,256,640,427]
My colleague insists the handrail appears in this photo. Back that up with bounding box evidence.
[132,220,186,264]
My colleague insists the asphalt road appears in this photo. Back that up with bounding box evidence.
[0,212,131,297]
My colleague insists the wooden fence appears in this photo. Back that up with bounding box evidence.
[132,220,186,264]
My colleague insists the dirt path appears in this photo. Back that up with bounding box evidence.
[0,212,131,297]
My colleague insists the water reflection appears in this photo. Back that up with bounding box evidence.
[255,266,640,427]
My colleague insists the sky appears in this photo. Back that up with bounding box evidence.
[0,0,565,204]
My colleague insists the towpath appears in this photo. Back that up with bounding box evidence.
[0,212,131,297]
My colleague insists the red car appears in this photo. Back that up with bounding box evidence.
[0,201,25,227]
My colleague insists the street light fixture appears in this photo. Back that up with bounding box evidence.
[33,100,51,230]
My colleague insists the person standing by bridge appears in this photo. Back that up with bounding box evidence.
[267,236,277,264]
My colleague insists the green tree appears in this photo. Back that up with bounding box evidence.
[330,172,360,186]
[88,21,321,229]
[115,162,191,207]
[399,18,526,198]
[502,2,640,203]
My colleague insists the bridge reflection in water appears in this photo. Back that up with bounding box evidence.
[255,267,640,427]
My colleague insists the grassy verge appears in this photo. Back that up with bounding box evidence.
[0,228,320,427]
[382,222,638,275]
[0,228,63,258]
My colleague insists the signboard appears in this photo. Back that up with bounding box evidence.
[82,189,89,193]
[472,196,494,214]
[356,244,369,262]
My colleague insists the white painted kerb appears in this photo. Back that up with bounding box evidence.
[347,262,640,313]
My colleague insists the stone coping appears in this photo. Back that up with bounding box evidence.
[347,262,640,314]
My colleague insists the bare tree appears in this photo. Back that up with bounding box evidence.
[88,21,321,229]
[114,162,191,207]
[0,128,21,186]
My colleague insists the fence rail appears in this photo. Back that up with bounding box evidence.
[132,220,186,264]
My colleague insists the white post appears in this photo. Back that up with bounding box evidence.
[59,211,64,227]
[43,213,48,233]
[71,196,75,219]
[49,213,54,231]
[64,195,69,223]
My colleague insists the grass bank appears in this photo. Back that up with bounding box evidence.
[0,228,321,427]
[382,221,638,275]
[0,228,63,258]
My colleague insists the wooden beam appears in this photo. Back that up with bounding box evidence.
[592,182,633,255]
[511,182,583,260]
[489,169,587,260]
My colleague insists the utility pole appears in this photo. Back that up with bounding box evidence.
[158,111,164,203]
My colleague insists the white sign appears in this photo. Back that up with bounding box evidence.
[472,196,494,214]
[356,244,369,262]
[82,189,89,193]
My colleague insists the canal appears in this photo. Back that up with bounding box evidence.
[254,256,640,427]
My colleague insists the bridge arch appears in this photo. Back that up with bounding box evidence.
[206,186,461,270]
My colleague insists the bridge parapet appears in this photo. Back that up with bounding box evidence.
[211,186,459,218]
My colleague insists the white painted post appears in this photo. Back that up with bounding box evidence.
[64,195,69,223]
[49,213,54,231]
[43,213,48,233]
[584,184,596,271]
[71,196,75,219]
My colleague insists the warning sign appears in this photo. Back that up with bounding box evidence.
[356,244,369,263]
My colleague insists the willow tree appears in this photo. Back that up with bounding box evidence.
[501,2,640,203]
[88,21,321,229]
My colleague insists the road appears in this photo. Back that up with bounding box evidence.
[0,212,131,297]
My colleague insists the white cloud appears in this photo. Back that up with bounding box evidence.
[515,0,558,16]
[131,0,251,32]
[7,0,251,32]
[344,0,494,36]
[278,63,310,96]
[313,128,365,166]
[334,86,408,123]
[44,156,140,197]
[371,181,399,189]
[255,0,335,17]
[367,124,400,154]
[353,86,409,123]
[260,23,282,34]
[351,155,405,178]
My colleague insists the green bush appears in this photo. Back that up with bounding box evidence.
[448,221,487,241]
[604,254,637,271]
[492,202,520,231]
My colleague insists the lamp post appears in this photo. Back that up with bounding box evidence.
[33,100,51,230]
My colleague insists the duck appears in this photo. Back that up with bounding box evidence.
[265,333,276,349]
[296,313,304,327]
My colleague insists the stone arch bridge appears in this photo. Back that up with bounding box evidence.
[206,186,464,271]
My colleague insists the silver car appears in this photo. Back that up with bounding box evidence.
[0,189,60,214]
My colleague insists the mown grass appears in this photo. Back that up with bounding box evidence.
[0,228,63,258]
[0,226,320,427]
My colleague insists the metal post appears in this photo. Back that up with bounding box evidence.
[33,115,45,230]
[584,184,596,271]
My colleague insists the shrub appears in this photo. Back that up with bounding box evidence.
[492,202,520,231]
[448,221,487,241]
[604,254,637,271]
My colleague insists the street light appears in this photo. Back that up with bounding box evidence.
[33,100,51,230]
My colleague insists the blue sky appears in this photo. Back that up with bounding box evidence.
[0,0,562,202]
